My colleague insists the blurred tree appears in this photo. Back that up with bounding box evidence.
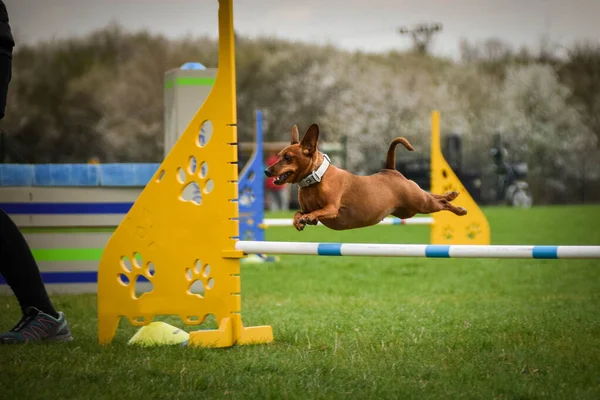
[558,41,600,147]
[499,64,597,203]
[398,23,443,56]
[0,24,598,203]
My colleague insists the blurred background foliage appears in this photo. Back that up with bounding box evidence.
[1,24,599,203]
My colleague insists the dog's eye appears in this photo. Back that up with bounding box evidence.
[284,154,291,162]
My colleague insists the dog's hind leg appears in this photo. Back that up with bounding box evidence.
[430,191,459,201]
[418,194,467,216]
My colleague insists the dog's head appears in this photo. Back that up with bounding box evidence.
[264,124,320,185]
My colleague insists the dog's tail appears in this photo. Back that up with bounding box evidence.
[385,137,414,170]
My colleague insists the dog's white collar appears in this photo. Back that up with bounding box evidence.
[297,154,331,188]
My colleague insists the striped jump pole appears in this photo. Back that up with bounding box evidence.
[236,241,600,259]
[260,216,434,229]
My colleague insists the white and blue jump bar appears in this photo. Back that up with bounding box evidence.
[261,217,433,228]
[236,241,600,259]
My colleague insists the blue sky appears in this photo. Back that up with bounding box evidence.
[6,0,600,58]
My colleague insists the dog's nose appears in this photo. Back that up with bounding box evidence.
[264,169,273,178]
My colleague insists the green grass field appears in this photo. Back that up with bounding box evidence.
[1,205,600,400]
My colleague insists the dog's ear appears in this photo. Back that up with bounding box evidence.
[300,124,319,156]
[291,125,300,145]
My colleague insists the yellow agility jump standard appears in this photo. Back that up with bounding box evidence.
[97,0,490,349]
[97,0,273,348]
[430,110,490,245]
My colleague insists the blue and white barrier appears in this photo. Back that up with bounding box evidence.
[236,241,600,259]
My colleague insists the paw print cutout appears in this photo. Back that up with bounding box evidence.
[466,222,481,240]
[443,182,459,194]
[155,169,166,182]
[242,229,256,240]
[117,252,155,300]
[440,169,460,193]
[186,259,215,299]
[178,155,213,205]
[240,172,257,206]
[442,225,454,240]
[197,120,213,147]
[239,185,255,206]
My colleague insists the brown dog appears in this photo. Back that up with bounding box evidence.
[264,124,467,231]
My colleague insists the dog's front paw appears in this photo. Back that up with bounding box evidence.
[294,220,306,231]
[293,213,306,231]
[300,214,318,226]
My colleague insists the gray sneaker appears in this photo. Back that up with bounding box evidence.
[0,307,73,344]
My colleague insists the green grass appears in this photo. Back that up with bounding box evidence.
[1,205,600,399]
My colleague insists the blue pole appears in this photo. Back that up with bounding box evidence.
[238,110,265,242]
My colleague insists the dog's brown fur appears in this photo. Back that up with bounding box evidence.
[264,124,467,231]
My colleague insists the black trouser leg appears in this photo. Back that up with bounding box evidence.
[0,209,58,318]
[0,52,10,120]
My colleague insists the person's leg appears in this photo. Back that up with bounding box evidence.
[0,50,9,120]
[0,209,57,317]
[0,209,73,343]
[0,3,72,344]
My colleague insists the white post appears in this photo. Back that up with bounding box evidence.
[163,62,217,158]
